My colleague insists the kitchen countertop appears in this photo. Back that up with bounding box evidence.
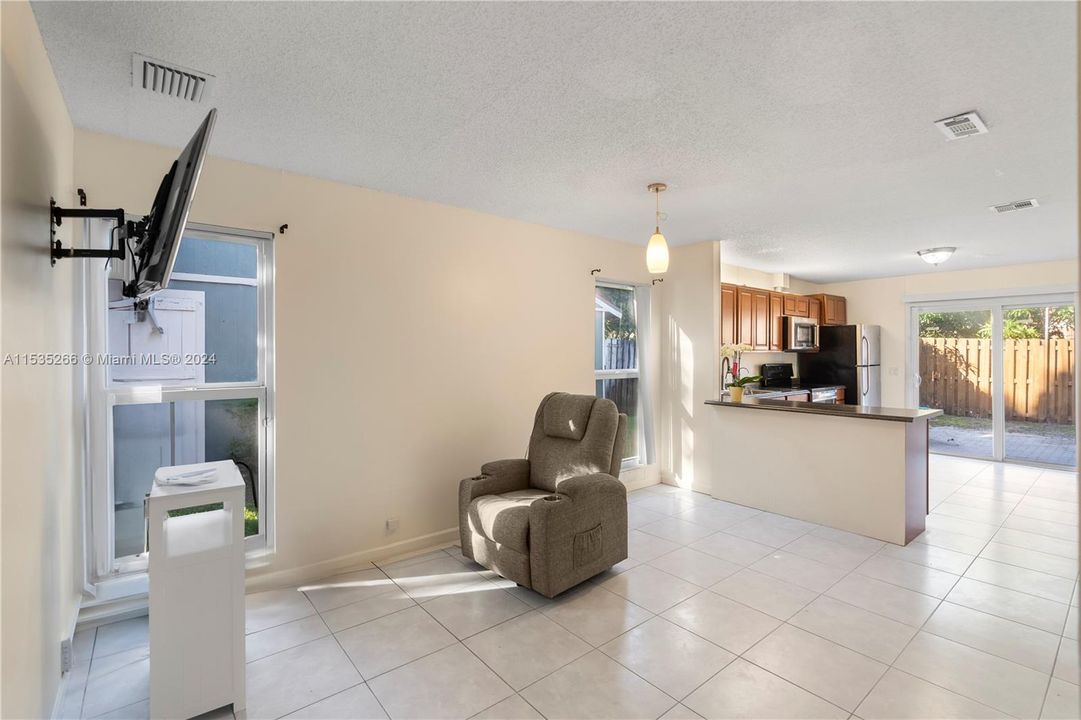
[705,397,944,423]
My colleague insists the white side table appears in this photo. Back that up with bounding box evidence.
[148,460,246,719]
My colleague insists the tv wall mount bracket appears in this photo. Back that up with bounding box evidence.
[49,195,131,266]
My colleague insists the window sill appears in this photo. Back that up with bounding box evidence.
[80,547,276,625]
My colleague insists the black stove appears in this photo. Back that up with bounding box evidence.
[759,363,795,388]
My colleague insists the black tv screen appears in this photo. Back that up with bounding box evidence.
[128,108,217,298]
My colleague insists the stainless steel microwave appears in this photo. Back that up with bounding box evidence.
[784,316,819,352]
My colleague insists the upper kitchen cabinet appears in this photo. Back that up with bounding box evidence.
[769,292,784,351]
[722,283,770,350]
[722,284,847,347]
[751,289,770,350]
[720,283,737,345]
[736,286,754,347]
[781,294,811,318]
[811,294,847,325]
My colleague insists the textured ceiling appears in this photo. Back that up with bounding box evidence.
[32,1,1078,282]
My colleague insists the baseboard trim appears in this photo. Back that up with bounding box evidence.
[76,528,461,629]
[78,597,149,630]
[244,527,460,593]
[622,463,660,492]
[658,470,710,496]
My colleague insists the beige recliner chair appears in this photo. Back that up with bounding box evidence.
[459,392,628,598]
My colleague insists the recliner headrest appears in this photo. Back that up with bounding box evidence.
[541,393,596,441]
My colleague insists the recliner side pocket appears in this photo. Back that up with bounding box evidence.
[573,523,604,568]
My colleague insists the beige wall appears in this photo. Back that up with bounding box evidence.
[719,262,820,296]
[73,129,659,585]
[818,260,1079,408]
[658,241,720,493]
[1,1,82,716]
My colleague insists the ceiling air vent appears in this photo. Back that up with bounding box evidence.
[934,111,988,140]
[132,53,214,102]
[990,198,1040,214]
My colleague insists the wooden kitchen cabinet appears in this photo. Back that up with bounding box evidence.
[720,283,737,345]
[823,295,847,325]
[768,292,783,351]
[809,294,847,325]
[723,284,841,348]
[737,286,754,347]
[780,294,811,318]
[751,289,770,350]
[723,283,772,349]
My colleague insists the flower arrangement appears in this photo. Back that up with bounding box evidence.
[719,343,751,361]
[720,343,751,385]
[727,374,763,388]
[720,343,759,402]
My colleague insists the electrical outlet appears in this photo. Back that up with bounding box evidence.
[385,518,399,534]
[60,638,73,674]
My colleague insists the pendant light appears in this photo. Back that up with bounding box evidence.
[646,182,670,273]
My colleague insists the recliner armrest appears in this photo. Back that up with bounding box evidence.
[461,458,530,502]
[552,472,626,503]
[527,472,628,598]
[459,458,531,563]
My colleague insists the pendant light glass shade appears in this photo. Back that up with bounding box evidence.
[646,182,670,273]
[647,230,669,273]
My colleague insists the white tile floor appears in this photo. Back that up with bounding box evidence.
[63,455,1079,719]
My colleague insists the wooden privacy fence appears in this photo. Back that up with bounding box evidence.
[599,338,638,414]
[919,338,1074,423]
[603,337,637,371]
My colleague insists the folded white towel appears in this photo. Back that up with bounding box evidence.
[156,468,218,486]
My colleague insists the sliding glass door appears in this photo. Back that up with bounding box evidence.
[917,308,994,459]
[1002,303,1075,466]
[910,295,1076,468]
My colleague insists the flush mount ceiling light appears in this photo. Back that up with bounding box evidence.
[917,247,956,265]
[646,182,670,273]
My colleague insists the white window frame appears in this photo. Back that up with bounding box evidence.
[595,281,645,468]
[82,221,276,595]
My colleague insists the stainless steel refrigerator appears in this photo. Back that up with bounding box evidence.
[797,324,882,407]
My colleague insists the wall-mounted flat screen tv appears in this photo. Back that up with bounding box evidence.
[126,108,216,298]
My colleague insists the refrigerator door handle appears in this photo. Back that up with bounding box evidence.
[860,335,869,366]
[862,365,869,396]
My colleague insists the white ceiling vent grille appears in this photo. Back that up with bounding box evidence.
[934,111,989,140]
[990,198,1040,214]
[132,53,214,102]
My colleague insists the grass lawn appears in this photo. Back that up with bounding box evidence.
[168,502,260,536]
[932,413,1075,439]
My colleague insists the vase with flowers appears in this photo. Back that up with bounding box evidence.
[725,373,762,403]
[720,343,759,402]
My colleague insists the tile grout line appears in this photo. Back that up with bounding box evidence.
[736,464,1068,718]
[73,628,99,720]
[632,520,899,715]
[856,461,1070,717]
[377,561,583,718]
[312,564,396,720]
[417,574,680,719]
